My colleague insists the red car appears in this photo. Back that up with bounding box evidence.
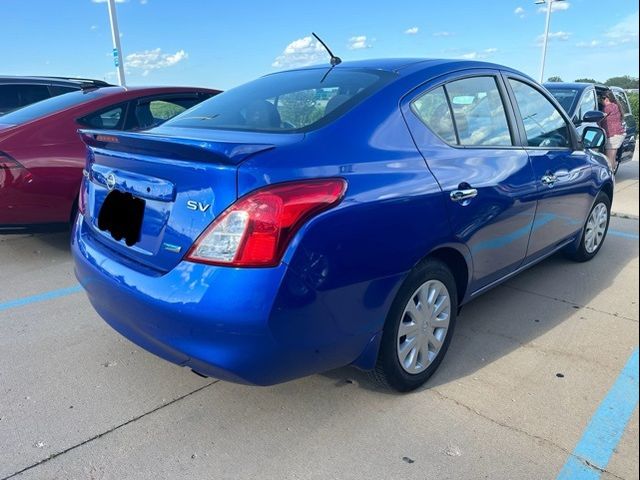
[0,85,218,229]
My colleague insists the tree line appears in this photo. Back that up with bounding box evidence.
[546,75,639,89]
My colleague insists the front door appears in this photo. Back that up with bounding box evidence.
[403,72,538,292]
[506,76,594,261]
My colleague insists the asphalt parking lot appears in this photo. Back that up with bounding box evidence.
[1,154,638,480]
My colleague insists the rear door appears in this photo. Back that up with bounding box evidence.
[504,75,594,261]
[403,70,537,291]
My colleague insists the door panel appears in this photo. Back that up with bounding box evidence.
[506,77,593,260]
[403,72,538,291]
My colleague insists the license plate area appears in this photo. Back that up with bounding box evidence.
[98,190,145,246]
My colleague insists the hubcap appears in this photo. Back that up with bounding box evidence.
[397,279,451,375]
[584,202,608,254]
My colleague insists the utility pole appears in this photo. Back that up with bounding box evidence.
[107,0,126,86]
[536,0,565,83]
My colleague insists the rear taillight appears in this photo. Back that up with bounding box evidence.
[186,178,347,267]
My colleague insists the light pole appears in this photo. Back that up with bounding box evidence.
[107,0,126,86]
[535,0,565,83]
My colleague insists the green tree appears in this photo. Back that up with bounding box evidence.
[547,76,563,82]
[604,76,639,89]
[627,92,639,133]
[574,78,599,84]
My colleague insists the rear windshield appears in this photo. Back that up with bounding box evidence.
[163,68,395,133]
[546,88,580,115]
[0,88,106,125]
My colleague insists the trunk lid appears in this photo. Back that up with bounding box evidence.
[80,128,302,272]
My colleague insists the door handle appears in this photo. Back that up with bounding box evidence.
[450,188,478,203]
[541,174,557,187]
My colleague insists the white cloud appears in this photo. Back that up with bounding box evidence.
[91,0,126,3]
[459,48,498,60]
[604,11,639,46]
[576,40,601,48]
[537,1,570,13]
[536,31,571,45]
[348,35,371,50]
[404,27,419,35]
[124,48,188,75]
[90,25,98,31]
[272,36,328,69]
[433,31,453,37]
[514,6,525,17]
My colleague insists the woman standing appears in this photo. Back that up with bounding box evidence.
[599,91,625,171]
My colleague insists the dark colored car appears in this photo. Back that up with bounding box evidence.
[0,86,218,229]
[0,76,111,115]
[73,59,611,392]
[545,82,637,172]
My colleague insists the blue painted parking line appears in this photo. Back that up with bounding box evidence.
[0,284,83,313]
[608,229,639,240]
[557,348,639,479]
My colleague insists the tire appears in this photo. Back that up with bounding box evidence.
[566,192,611,262]
[370,259,458,392]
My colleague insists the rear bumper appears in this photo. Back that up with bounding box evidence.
[71,216,371,385]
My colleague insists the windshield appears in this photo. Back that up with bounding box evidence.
[546,88,580,115]
[164,68,395,133]
[0,88,108,125]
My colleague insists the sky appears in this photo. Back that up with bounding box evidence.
[2,0,638,90]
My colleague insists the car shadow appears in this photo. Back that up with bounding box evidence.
[322,235,638,394]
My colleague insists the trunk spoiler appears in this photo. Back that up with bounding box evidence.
[79,129,276,165]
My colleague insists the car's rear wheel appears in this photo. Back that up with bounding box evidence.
[566,192,611,262]
[370,259,457,392]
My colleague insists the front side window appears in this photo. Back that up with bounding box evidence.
[411,86,456,144]
[509,79,571,148]
[577,89,597,119]
[446,76,512,146]
[164,69,395,133]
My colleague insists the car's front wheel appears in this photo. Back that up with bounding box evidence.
[566,192,611,262]
[370,259,458,392]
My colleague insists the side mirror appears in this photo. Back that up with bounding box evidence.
[582,110,605,124]
[582,126,606,149]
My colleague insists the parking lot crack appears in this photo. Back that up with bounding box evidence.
[1,380,219,480]
[503,285,638,323]
[430,389,627,480]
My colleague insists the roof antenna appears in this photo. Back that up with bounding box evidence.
[312,32,342,66]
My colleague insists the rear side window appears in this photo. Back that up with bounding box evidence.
[49,85,78,97]
[411,87,456,144]
[78,104,126,129]
[577,89,597,119]
[509,79,571,148]
[0,84,50,112]
[163,68,395,133]
[613,92,631,114]
[411,76,512,147]
[446,77,512,146]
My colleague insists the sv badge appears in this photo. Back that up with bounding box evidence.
[186,200,212,212]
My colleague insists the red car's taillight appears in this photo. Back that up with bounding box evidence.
[185,178,347,267]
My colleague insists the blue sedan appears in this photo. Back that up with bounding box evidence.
[72,59,612,392]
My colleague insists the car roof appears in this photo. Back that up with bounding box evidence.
[271,58,529,79]
[544,82,608,91]
[0,75,112,87]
